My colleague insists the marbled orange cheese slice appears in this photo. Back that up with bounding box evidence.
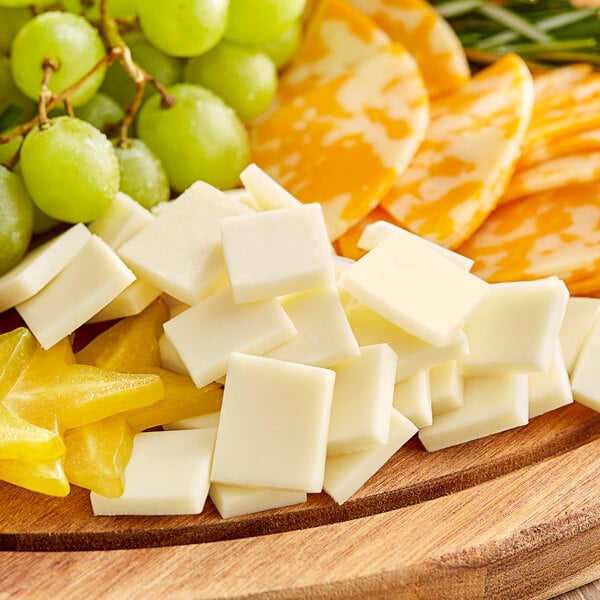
[532,63,594,102]
[502,151,600,204]
[457,182,600,291]
[381,53,534,249]
[276,0,391,107]
[250,45,429,241]
[347,0,470,98]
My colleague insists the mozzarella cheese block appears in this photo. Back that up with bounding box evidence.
[118,181,252,305]
[459,277,569,377]
[327,344,396,456]
[90,428,216,516]
[87,279,162,323]
[528,343,573,419]
[209,483,307,519]
[571,314,600,411]
[219,203,335,304]
[163,286,297,388]
[163,411,221,432]
[392,370,432,429]
[16,236,135,349]
[266,286,359,368]
[346,302,469,382]
[323,408,417,505]
[418,374,529,452]
[210,353,335,493]
[0,223,91,313]
[357,220,475,271]
[429,360,464,416]
[338,230,489,346]
[559,296,600,374]
[88,191,154,251]
[239,163,302,210]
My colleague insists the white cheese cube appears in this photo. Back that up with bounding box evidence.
[418,374,529,452]
[323,409,417,505]
[219,203,335,304]
[338,230,489,345]
[118,181,252,305]
[223,187,260,211]
[430,361,464,416]
[16,236,135,349]
[90,428,216,516]
[346,302,469,382]
[210,353,335,493]
[88,191,154,250]
[392,370,432,429]
[87,279,162,323]
[164,411,221,431]
[571,315,600,411]
[358,221,475,271]
[0,223,91,313]
[266,286,359,368]
[528,343,572,419]
[559,296,600,374]
[327,344,396,457]
[240,163,302,210]
[333,255,355,279]
[163,286,297,388]
[459,277,569,377]
[209,483,307,519]
[158,332,188,375]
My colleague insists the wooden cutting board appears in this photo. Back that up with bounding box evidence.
[2,401,600,599]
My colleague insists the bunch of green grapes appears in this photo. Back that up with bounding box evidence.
[0,0,307,277]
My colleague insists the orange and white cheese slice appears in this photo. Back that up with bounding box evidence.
[532,63,594,101]
[457,181,600,292]
[250,45,429,241]
[276,0,391,106]
[347,0,470,98]
[381,53,534,249]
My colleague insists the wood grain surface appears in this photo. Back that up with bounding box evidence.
[3,400,600,598]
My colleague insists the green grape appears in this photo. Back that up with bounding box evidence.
[0,6,31,56]
[112,137,170,209]
[0,165,34,276]
[101,32,184,107]
[184,41,277,123]
[254,18,302,70]
[0,56,36,123]
[75,92,125,135]
[138,0,228,58]
[225,0,306,45]
[137,83,250,192]
[20,116,119,223]
[10,11,107,106]
[60,0,138,20]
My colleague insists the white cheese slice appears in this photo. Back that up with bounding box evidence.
[163,286,297,388]
[338,230,490,345]
[266,286,359,368]
[528,342,573,419]
[357,221,475,271]
[163,411,221,431]
[158,332,188,375]
[559,296,600,374]
[327,344,396,457]
[223,187,260,211]
[392,370,432,429]
[219,203,335,304]
[571,315,600,411]
[16,235,135,349]
[0,223,91,313]
[118,181,252,305]
[90,428,217,516]
[210,352,335,493]
[430,360,464,416]
[209,483,307,519]
[87,279,162,323]
[418,374,529,452]
[239,163,302,210]
[323,408,417,505]
[88,191,154,251]
[346,302,469,382]
[459,277,569,376]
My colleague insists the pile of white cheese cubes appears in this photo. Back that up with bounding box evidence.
[1,164,600,519]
